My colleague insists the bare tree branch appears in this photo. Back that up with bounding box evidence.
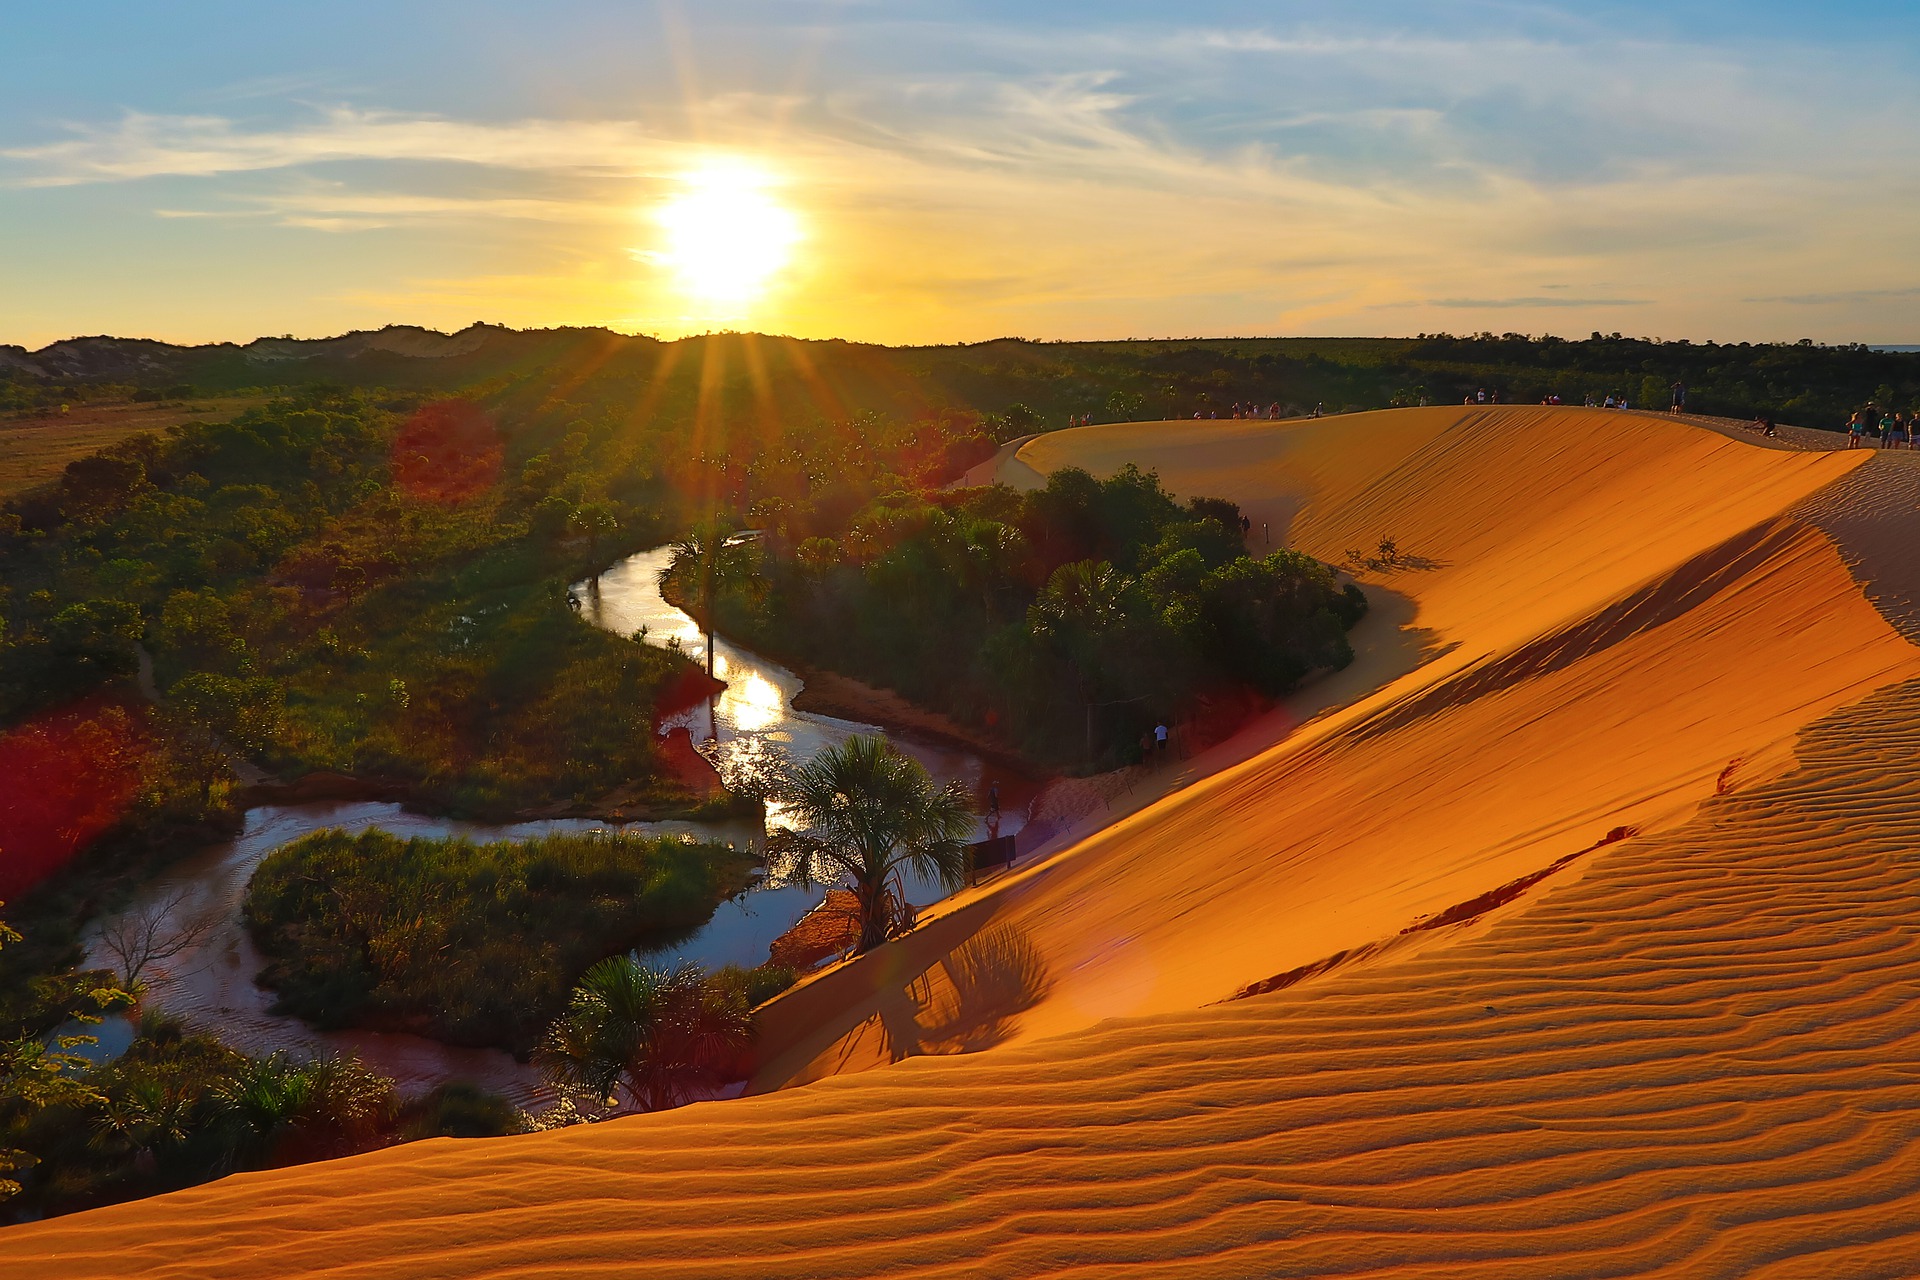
[96,890,218,990]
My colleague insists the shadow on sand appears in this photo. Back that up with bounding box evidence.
[874,923,1055,1062]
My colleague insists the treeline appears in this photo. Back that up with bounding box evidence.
[714,466,1366,768]
[17,326,1917,435]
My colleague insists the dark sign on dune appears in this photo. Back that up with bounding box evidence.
[968,834,1018,882]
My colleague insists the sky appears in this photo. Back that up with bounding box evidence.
[2,1,1916,349]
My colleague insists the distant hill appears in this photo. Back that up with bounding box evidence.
[3,324,1916,430]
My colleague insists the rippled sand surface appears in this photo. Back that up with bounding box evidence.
[16,407,1920,1278]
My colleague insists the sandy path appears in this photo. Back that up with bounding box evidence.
[19,407,1920,1276]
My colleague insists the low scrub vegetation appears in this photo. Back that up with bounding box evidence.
[1,907,527,1221]
[244,828,761,1053]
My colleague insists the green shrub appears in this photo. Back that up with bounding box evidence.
[714,961,799,1009]
[400,1081,526,1139]
[244,828,760,1053]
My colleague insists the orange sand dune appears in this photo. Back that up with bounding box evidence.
[16,406,1920,1278]
[751,408,1906,1086]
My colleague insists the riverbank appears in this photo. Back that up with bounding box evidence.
[786,665,1040,777]
[230,753,743,826]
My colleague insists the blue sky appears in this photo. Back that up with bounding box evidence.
[3,2,1916,346]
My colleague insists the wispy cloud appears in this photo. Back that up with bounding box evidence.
[1427,296,1649,309]
[1747,286,1920,306]
[2,109,683,186]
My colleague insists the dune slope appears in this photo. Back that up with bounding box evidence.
[15,408,1920,1277]
[750,407,1908,1085]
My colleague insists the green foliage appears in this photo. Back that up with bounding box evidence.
[0,905,134,1204]
[5,1003,400,1219]
[734,466,1363,767]
[535,957,752,1113]
[399,1081,527,1139]
[713,961,799,1009]
[244,828,760,1053]
[162,671,284,802]
[768,735,976,952]
[0,387,715,815]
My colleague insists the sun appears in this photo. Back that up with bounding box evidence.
[649,159,802,311]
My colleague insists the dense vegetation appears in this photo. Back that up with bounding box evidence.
[0,388,718,821]
[717,466,1366,767]
[0,903,529,1221]
[244,829,761,1053]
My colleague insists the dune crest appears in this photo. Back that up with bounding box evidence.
[750,407,1908,1086]
[19,407,1920,1276]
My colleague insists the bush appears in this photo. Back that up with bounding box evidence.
[400,1082,526,1139]
[244,828,760,1053]
[714,961,799,1009]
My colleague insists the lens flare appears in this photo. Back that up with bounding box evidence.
[648,159,801,311]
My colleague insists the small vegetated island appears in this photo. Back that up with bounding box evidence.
[243,829,770,1055]
[701,464,1368,768]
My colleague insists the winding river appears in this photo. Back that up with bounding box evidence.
[80,545,1027,1105]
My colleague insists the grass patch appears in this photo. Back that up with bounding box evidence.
[243,828,760,1054]
[0,397,266,499]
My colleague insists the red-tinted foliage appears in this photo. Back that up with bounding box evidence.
[390,401,502,503]
[655,667,727,721]
[0,697,147,898]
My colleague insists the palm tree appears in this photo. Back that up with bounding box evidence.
[768,735,976,954]
[535,958,750,1114]
[661,521,757,676]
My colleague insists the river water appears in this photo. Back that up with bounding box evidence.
[79,545,1027,1104]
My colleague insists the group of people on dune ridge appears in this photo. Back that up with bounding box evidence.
[1845,405,1920,449]
[1190,402,1323,420]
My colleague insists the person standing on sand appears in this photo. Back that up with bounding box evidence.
[1848,410,1869,449]
[1670,381,1687,414]
[1154,722,1169,761]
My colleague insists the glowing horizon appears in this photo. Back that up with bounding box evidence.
[2,4,1917,349]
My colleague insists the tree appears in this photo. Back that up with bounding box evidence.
[95,889,219,991]
[535,958,750,1114]
[0,904,133,1201]
[46,598,144,679]
[162,672,283,804]
[570,502,620,570]
[660,522,757,676]
[767,735,975,953]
